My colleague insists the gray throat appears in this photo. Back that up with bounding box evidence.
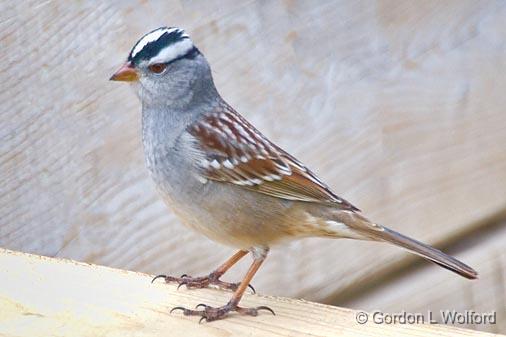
[142,105,192,151]
[141,92,221,189]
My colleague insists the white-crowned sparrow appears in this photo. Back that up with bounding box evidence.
[110,27,477,322]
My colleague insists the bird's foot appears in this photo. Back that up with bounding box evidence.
[170,301,275,322]
[152,273,255,293]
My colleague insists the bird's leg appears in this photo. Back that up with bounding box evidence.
[170,250,275,322]
[152,250,254,292]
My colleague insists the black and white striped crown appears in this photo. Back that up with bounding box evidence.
[128,27,198,65]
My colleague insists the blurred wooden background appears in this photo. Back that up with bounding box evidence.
[1,0,505,333]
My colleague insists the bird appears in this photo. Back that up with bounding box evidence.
[110,26,478,322]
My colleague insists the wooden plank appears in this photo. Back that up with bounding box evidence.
[1,0,506,304]
[344,223,506,334]
[0,248,498,337]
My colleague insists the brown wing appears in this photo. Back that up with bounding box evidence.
[187,104,359,211]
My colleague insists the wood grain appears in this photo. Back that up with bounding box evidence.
[344,222,506,334]
[1,0,506,315]
[0,248,499,337]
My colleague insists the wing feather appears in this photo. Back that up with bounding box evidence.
[187,104,359,211]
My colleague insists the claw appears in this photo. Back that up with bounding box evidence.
[152,271,248,294]
[170,306,186,314]
[151,274,166,283]
[257,306,275,315]
[170,303,271,322]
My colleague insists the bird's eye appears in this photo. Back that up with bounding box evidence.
[148,63,167,74]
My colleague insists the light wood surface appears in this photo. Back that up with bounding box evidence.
[1,0,506,323]
[0,248,499,337]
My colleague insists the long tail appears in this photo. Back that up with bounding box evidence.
[373,225,477,279]
[333,211,478,279]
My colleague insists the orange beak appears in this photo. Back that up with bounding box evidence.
[109,62,139,82]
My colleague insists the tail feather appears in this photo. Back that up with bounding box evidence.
[376,226,478,279]
[334,211,478,279]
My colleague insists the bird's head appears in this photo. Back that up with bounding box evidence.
[110,27,214,108]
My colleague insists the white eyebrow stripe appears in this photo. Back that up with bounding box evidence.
[131,28,171,58]
[131,27,190,60]
[147,38,194,65]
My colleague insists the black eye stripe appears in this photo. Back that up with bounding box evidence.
[164,46,200,66]
[145,46,201,75]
